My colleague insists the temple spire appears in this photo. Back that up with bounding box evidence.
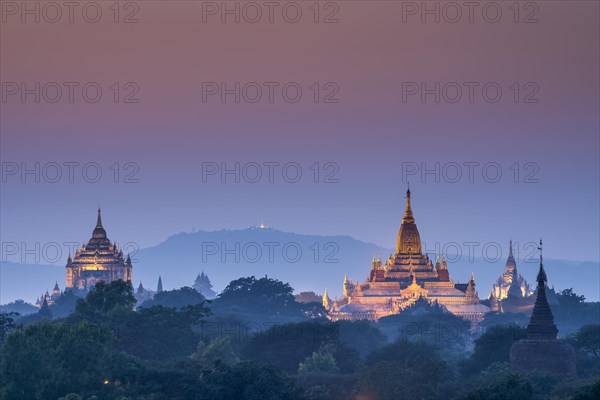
[403,186,415,223]
[96,207,103,228]
[537,239,547,285]
[525,238,558,340]
[322,288,331,309]
[505,238,517,272]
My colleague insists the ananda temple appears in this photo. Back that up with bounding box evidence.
[65,209,133,290]
[323,188,490,323]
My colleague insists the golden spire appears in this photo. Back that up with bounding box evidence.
[396,186,421,254]
[402,187,415,223]
[343,274,349,298]
[322,288,331,309]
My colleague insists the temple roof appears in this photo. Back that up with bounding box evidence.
[505,239,517,271]
[396,188,422,254]
[91,208,108,240]
[68,209,127,268]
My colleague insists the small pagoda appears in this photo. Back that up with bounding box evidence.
[509,240,576,377]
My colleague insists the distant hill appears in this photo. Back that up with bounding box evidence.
[1,228,599,304]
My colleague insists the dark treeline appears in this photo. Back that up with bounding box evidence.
[1,277,599,400]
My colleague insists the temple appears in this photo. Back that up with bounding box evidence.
[490,240,532,300]
[488,239,557,314]
[65,208,133,290]
[34,282,61,308]
[510,240,576,376]
[325,188,490,323]
[193,271,217,299]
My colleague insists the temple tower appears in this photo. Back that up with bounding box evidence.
[510,240,576,376]
[396,188,422,254]
[65,209,133,290]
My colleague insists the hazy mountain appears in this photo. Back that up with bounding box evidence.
[1,228,599,304]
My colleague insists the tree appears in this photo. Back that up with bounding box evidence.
[50,290,80,318]
[378,300,471,363]
[75,280,136,316]
[567,324,600,377]
[198,362,304,400]
[552,288,598,336]
[298,344,340,374]
[139,287,206,310]
[112,304,210,361]
[0,312,19,343]
[213,276,303,317]
[558,288,586,307]
[457,374,533,400]
[240,321,337,373]
[357,340,450,399]
[568,324,600,358]
[572,380,600,400]
[461,324,526,377]
[336,320,387,359]
[0,321,112,400]
[192,336,239,365]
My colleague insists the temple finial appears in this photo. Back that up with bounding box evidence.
[96,207,102,227]
[537,238,547,285]
[403,186,414,222]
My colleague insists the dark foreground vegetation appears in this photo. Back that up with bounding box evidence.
[1,278,599,400]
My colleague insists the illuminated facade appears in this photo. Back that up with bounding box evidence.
[490,240,532,300]
[65,209,132,290]
[325,189,490,323]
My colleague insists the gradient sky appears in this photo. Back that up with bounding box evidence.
[1,0,599,279]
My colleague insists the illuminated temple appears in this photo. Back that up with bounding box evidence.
[490,240,532,300]
[66,209,133,290]
[324,189,490,323]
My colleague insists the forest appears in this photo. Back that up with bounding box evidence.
[0,277,598,400]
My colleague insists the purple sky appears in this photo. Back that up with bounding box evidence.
[1,1,598,270]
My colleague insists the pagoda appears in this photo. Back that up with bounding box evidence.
[325,188,490,323]
[193,271,217,299]
[65,208,133,290]
[510,240,576,376]
[490,240,532,300]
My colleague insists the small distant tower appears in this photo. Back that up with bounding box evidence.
[437,256,450,282]
[343,273,351,298]
[157,276,163,293]
[322,288,331,309]
[465,273,479,303]
[52,282,61,299]
[39,298,52,320]
[193,271,217,299]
